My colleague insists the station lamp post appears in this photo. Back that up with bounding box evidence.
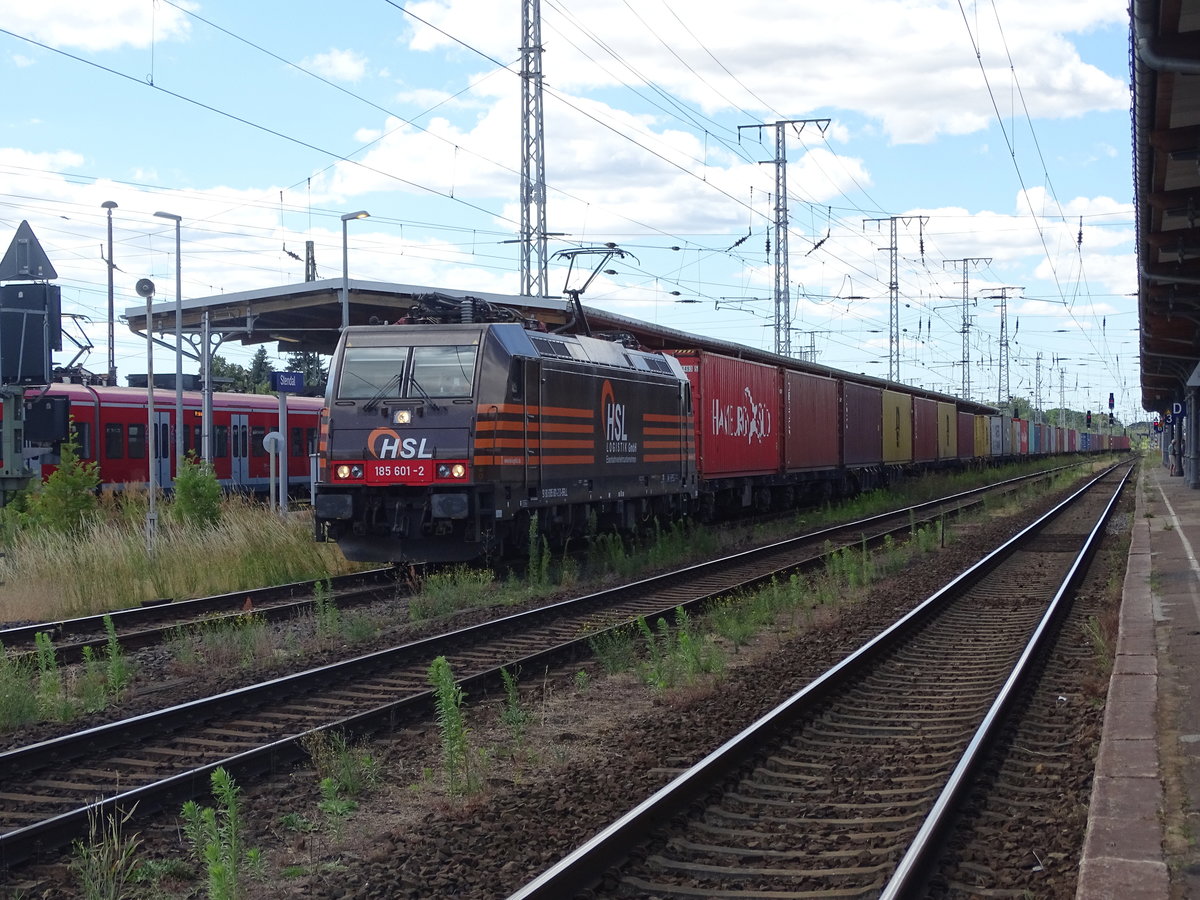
[101,201,117,386]
[135,278,157,551]
[154,211,184,472]
[341,210,370,330]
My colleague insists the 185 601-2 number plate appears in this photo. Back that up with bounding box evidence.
[366,460,433,483]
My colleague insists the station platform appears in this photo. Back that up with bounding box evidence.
[1076,460,1200,899]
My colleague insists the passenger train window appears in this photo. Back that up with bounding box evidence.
[306,428,317,454]
[72,422,92,459]
[336,346,409,399]
[105,423,124,459]
[128,424,146,459]
[251,426,266,457]
[410,345,476,398]
[215,425,229,458]
[290,427,303,457]
[160,425,170,458]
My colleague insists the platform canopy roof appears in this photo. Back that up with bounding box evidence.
[1134,0,1200,412]
[125,277,996,414]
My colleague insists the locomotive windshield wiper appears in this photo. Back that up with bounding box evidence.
[408,376,441,411]
[362,373,403,412]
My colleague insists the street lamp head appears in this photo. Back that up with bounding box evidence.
[153,211,181,222]
[341,210,370,222]
[101,200,117,210]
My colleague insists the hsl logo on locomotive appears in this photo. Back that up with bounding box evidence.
[711,386,773,443]
[366,427,433,460]
[600,380,638,463]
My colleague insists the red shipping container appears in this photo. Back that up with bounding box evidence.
[913,397,938,462]
[1017,419,1029,455]
[957,411,975,459]
[784,370,839,470]
[842,381,882,466]
[674,352,782,478]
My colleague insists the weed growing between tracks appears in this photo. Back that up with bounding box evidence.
[0,620,131,729]
[69,804,143,900]
[181,767,263,900]
[429,655,481,797]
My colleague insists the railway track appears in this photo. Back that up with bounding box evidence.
[0,461,1107,872]
[509,463,1131,899]
[0,568,400,666]
[0,462,1081,668]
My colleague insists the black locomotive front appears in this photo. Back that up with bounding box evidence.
[315,323,695,564]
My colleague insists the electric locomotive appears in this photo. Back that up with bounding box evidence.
[314,322,696,563]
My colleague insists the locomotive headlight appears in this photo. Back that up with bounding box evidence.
[436,463,467,479]
[335,463,364,480]
[393,410,412,425]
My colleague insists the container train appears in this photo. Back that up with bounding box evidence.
[15,383,323,493]
[312,322,1129,564]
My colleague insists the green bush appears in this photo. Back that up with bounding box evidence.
[171,455,222,528]
[26,431,99,534]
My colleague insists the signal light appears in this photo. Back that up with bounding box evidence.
[1086,411,1092,428]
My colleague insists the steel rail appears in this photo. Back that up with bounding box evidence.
[0,460,1082,653]
[879,463,1133,898]
[0,461,1107,869]
[506,463,1132,900]
[0,568,394,647]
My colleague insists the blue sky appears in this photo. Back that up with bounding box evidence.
[0,0,1138,420]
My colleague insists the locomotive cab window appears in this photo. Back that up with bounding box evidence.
[336,346,409,400]
[409,345,476,398]
[336,343,478,401]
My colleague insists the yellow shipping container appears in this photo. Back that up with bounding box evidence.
[882,390,914,464]
[974,415,991,457]
[937,401,958,459]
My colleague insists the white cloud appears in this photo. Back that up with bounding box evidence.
[0,0,192,52]
[404,0,1127,144]
[303,48,369,83]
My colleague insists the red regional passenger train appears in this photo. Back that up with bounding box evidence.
[18,383,322,492]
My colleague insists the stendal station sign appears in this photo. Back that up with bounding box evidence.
[270,371,305,393]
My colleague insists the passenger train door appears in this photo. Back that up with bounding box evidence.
[230,413,249,486]
[153,410,172,491]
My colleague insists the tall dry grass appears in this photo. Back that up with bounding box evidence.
[0,496,360,622]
